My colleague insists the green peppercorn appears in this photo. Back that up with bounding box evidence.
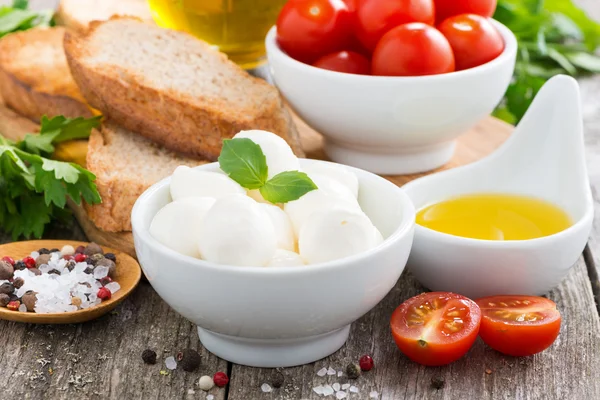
[346,363,361,379]
[87,253,104,266]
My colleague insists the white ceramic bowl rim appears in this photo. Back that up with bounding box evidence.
[266,19,518,81]
[131,161,416,275]
[412,194,594,247]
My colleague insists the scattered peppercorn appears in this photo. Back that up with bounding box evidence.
[199,375,214,391]
[22,292,37,312]
[175,348,202,372]
[49,248,59,253]
[97,287,111,301]
[87,253,104,266]
[75,245,86,254]
[1,256,14,266]
[270,371,284,388]
[29,268,41,276]
[346,363,361,379]
[142,349,157,364]
[48,269,61,275]
[359,355,374,371]
[0,282,14,295]
[71,297,82,307]
[104,253,117,263]
[37,248,50,255]
[84,243,104,256]
[6,300,20,311]
[65,260,76,271]
[35,254,51,267]
[74,253,87,263]
[0,260,14,280]
[14,260,26,271]
[22,256,36,269]
[213,372,229,387]
[83,266,94,274]
[431,376,445,390]
[100,276,112,286]
[96,258,116,278]
[12,277,24,289]
[0,293,9,307]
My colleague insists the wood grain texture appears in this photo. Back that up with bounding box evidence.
[0,240,141,324]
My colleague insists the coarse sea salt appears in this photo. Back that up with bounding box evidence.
[206,395,214,400]
[369,391,379,399]
[322,385,335,396]
[349,386,359,393]
[333,383,341,392]
[337,370,343,377]
[94,266,109,279]
[165,356,177,370]
[336,391,347,399]
[105,282,121,294]
[317,367,328,377]
[313,385,325,395]
[327,367,337,376]
[261,383,272,393]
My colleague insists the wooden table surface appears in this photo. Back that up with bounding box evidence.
[2,1,600,399]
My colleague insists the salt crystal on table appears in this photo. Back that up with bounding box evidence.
[369,391,379,399]
[105,282,121,294]
[317,367,328,377]
[322,385,335,396]
[261,383,272,393]
[349,386,358,393]
[165,356,177,370]
[206,395,214,400]
[94,266,109,279]
[313,386,325,395]
[337,371,343,377]
[327,367,336,375]
[333,383,341,392]
[336,391,347,399]
[18,304,27,312]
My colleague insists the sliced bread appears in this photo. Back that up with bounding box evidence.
[86,121,206,232]
[0,27,92,122]
[64,17,305,160]
[55,0,154,34]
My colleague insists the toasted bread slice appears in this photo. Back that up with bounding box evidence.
[64,18,305,160]
[86,121,205,232]
[55,0,154,34]
[0,27,92,122]
[0,104,39,141]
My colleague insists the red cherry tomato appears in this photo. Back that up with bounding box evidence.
[313,50,371,74]
[476,295,561,357]
[437,14,504,70]
[390,292,481,366]
[355,0,435,51]
[277,0,354,63]
[434,0,497,24]
[372,23,455,76]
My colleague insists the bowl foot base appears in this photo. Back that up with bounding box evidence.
[324,140,456,175]
[197,325,351,367]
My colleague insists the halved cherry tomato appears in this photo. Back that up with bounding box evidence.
[390,292,481,366]
[313,50,371,74]
[434,0,497,24]
[437,14,504,71]
[355,0,435,51]
[277,0,354,64]
[476,295,561,357]
[372,23,455,76]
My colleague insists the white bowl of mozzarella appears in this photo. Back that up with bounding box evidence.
[131,130,415,368]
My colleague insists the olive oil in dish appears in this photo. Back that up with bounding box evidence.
[147,0,287,68]
[416,193,572,240]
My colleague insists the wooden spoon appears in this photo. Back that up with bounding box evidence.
[0,240,142,324]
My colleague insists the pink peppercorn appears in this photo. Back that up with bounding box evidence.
[74,253,87,263]
[359,355,374,371]
[22,256,36,269]
[1,256,14,266]
[97,287,111,301]
[213,372,229,387]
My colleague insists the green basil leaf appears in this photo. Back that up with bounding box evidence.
[565,52,600,72]
[546,47,577,75]
[218,138,268,189]
[259,171,318,204]
[12,0,28,10]
[0,8,36,36]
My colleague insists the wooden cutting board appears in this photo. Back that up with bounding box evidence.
[0,105,512,258]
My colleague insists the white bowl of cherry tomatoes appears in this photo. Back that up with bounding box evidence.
[266,0,517,174]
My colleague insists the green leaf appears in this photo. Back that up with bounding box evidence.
[39,115,101,143]
[565,52,600,72]
[259,171,318,204]
[41,158,80,184]
[11,0,27,10]
[20,132,59,155]
[544,0,600,50]
[546,47,577,75]
[0,8,36,36]
[218,138,268,189]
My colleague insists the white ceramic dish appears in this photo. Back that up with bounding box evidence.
[131,159,415,367]
[265,20,518,175]
[402,75,594,299]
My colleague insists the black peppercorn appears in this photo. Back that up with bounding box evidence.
[142,349,157,364]
[346,363,361,379]
[14,260,26,271]
[37,248,50,255]
[0,293,9,307]
[84,243,104,256]
[271,371,284,388]
[48,269,61,275]
[87,253,104,266]
[83,266,94,274]
[431,376,445,390]
[49,248,59,253]
[66,260,76,271]
[13,277,24,289]
[176,348,201,372]
[104,253,117,263]
[0,282,14,295]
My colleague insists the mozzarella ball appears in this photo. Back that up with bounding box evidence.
[259,203,295,251]
[234,130,300,178]
[299,208,381,264]
[170,166,244,201]
[284,189,361,236]
[150,197,216,258]
[266,249,305,267]
[309,173,357,202]
[247,189,270,204]
[304,163,359,198]
[198,195,277,267]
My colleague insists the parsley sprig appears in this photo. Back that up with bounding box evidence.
[0,116,102,239]
[218,138,317,203]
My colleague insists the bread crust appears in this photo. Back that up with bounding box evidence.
[64,18,305,161]
[0,28,91,122]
